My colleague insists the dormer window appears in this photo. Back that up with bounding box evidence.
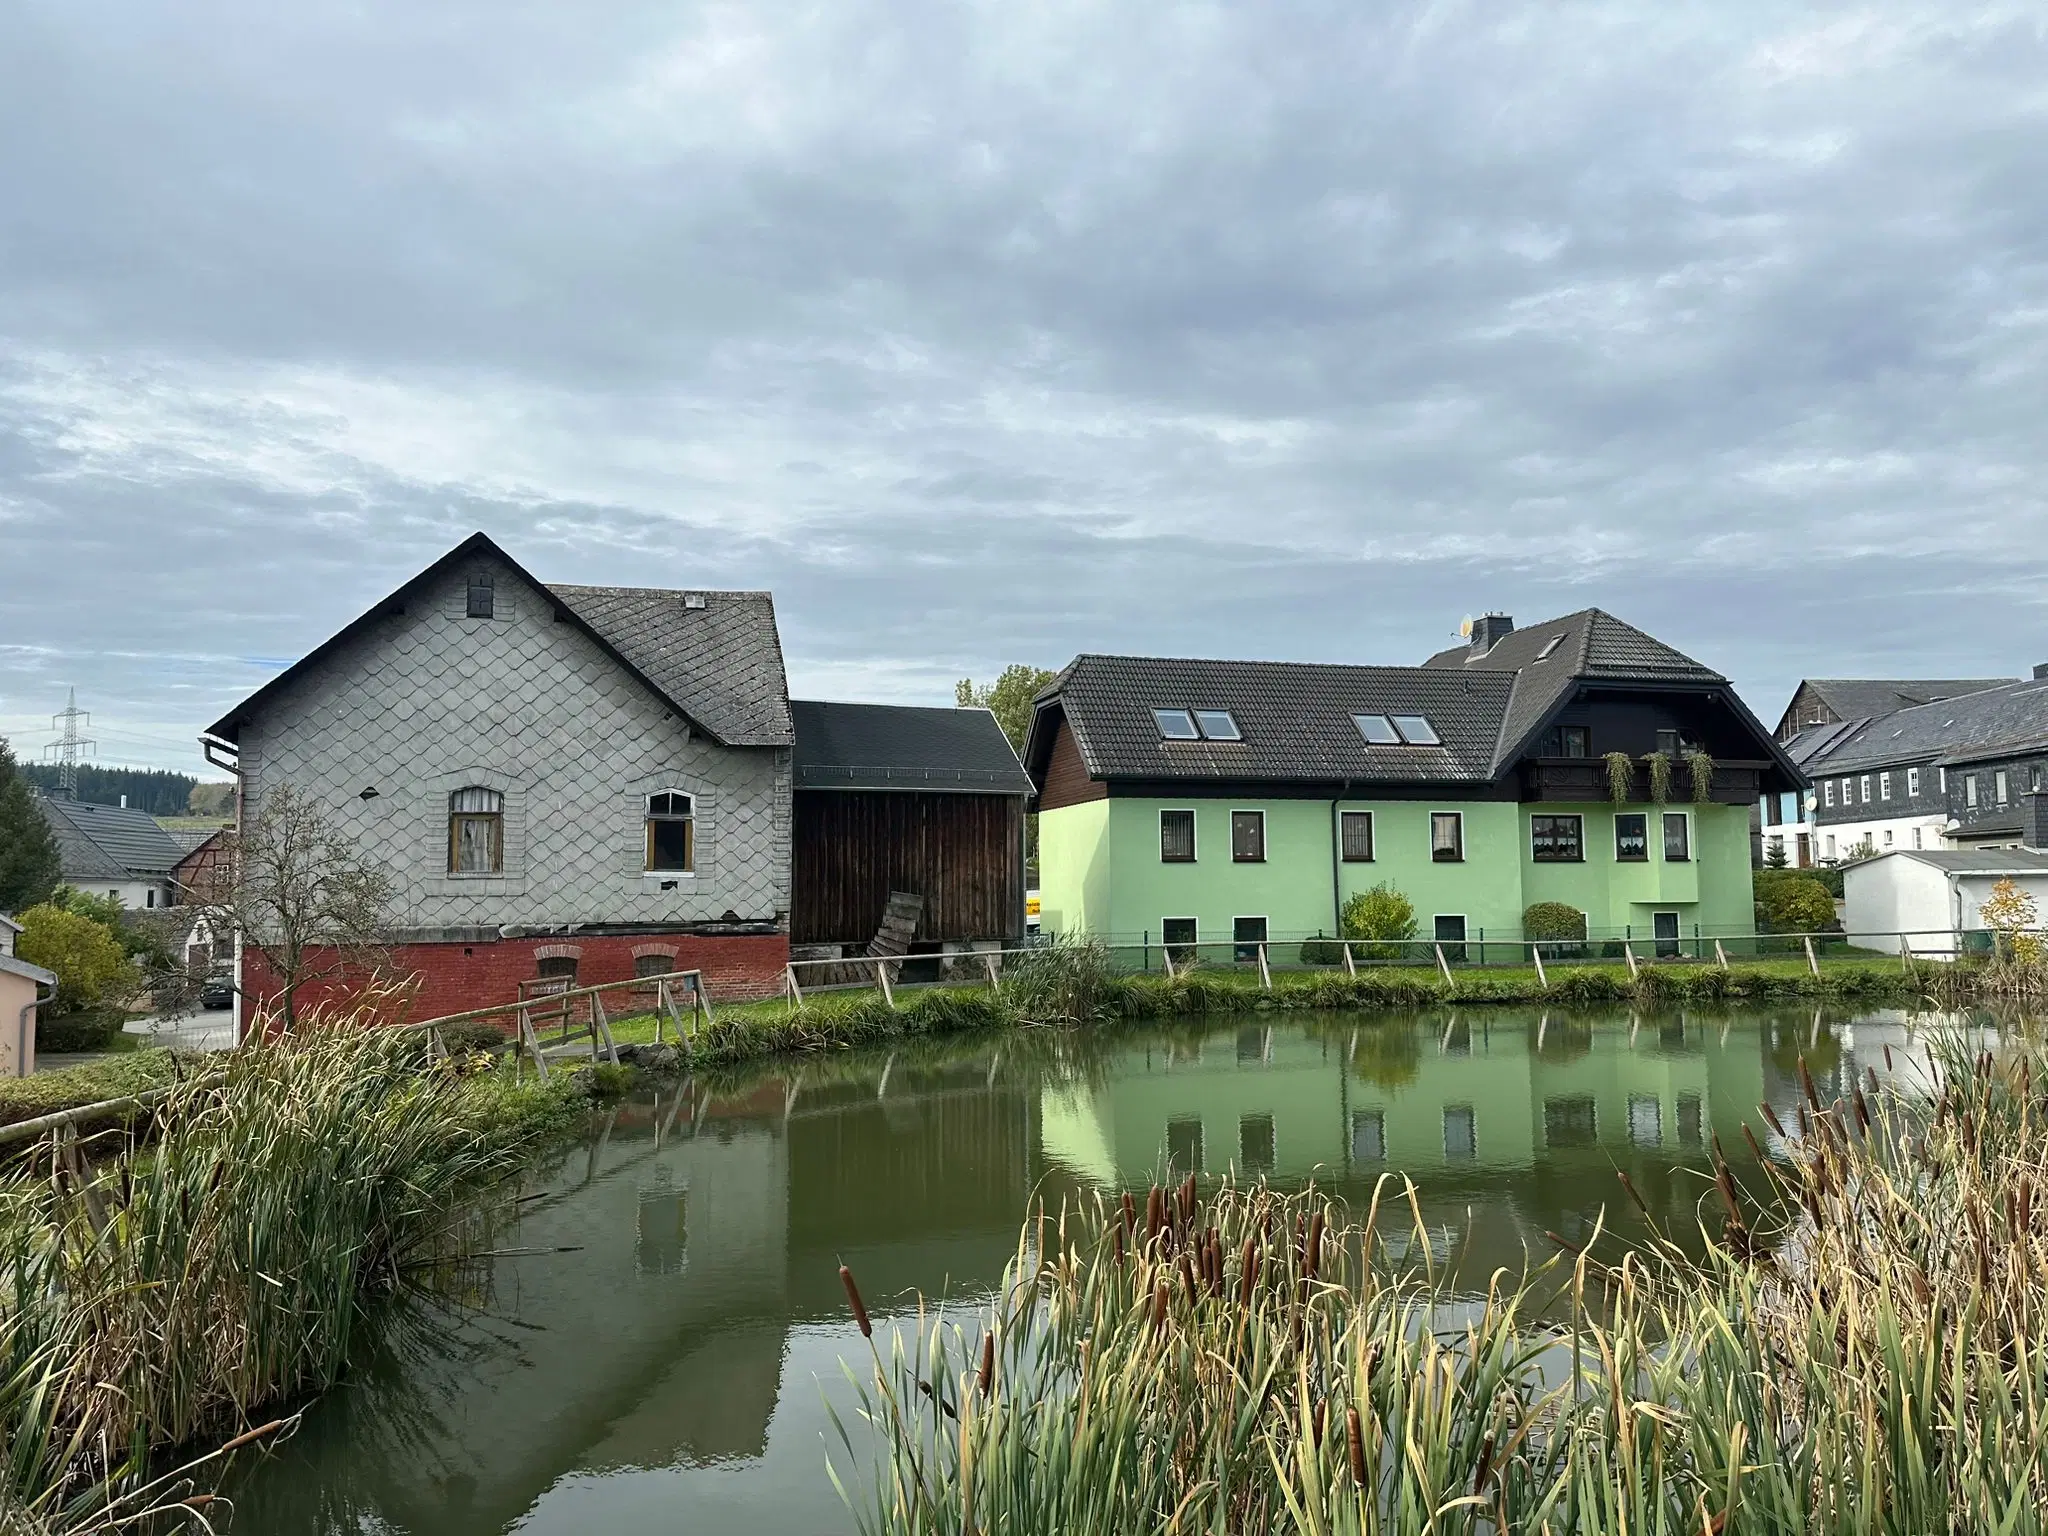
[466,572,495,619]
[645,792,695,872]
[1192,709,1241,741]
[1154,709,1200,740]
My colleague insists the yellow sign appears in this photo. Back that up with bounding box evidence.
[1026,895,1042,917]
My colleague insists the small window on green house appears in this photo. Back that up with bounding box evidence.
[1615,813,1648,861]
[1662,813,1690,862]
[1339,810,1374,861]
[1161,918,1198,966]
[1430,812,1463,862]
[1233,915,1267,962]
[1160,810,1196,863]
[1231,810,1266,862]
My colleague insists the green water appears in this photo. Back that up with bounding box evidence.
[229,1004,1946,1534]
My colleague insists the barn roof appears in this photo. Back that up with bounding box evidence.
[791,701,1032,794]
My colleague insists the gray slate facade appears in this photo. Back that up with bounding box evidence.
[211,539,792,938]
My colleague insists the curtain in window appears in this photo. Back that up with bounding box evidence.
[449,788,504,873]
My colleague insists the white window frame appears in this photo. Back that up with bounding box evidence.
[1229,808,1267,864]
[1430,810,1465,863]
[1879,771,1891,801]
[1661,810,1691,863]
[1940,767,1948,792]
[643,790,697,874]
[1338,809,1374,863]
[1908,767,1921,797]
[1529,812,1585,863]
[1158,808,1198,864]
[1996,770,2010,804]
[1860,775,1872,804]
[1823,780,1835,807]
[1967,774,1979,807]
[1161,917,1199,965]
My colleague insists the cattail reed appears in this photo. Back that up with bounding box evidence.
[841,1264,872,1338]
[977,1329,995,1397]
[1346,1405,1366,1486]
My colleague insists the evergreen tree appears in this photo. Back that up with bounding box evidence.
[0,737,61,915]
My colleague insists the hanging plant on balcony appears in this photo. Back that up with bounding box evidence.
[1604,751,1634,805]
[1642,750,1673,805]
[1685,748,1716,804]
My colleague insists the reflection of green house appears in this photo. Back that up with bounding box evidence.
[1041,1012,1767,1193]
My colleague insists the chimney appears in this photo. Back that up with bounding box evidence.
[1469,613,1514,655]
[2033,663,2048,681]
[2024,790,2048,852]
[119,794,127,809]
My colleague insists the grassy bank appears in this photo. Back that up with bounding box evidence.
[0,1019,580,1532]
[835,1029,2048,1534]
[599,948,1925,1067]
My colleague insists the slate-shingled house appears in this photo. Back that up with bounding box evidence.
[34,793,187,911]
[203,533,1033,1023]
[1025,610,1803,957]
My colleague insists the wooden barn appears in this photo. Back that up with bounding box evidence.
[789,701,1032,955]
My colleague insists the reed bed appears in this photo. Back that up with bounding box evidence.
[834,1031,2048,1534]
[0,1004,574,1532]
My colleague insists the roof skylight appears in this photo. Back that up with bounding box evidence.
[1192,709,1241,741]
[1154,709,1200,740]
[1535,635,1564,661]
[1390,715,1441,745]
[1353,713,1401,744]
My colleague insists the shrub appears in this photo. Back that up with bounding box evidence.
[1298,932,1347,966]
[435,1019,511,1056]
[34,1011,122,1054]
[1522,902,1587,954]
[1339,884,1417,961]
[13,903,141,1014]
[1753,871,1837,934]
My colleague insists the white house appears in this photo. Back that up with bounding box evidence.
[33,793,185,910]
[1842,845,2048,958]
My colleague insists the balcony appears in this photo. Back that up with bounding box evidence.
[1517,756,1772,805]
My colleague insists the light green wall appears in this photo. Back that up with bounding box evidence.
[1042,797,1757,944]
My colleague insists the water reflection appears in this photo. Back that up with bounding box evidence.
[230,1005,1974,1535]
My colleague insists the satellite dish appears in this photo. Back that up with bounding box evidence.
[1458,615,1473,639]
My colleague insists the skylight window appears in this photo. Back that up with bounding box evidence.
[1192,709,1241,741]
[1390,715,1441,745]
[1535,635,1564,661]
[1154,709,1200,740]
[1353,714,1401,744]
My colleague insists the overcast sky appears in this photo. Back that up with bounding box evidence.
[4,3,2046,778]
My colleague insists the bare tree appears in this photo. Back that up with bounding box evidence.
[196,782,394,1029]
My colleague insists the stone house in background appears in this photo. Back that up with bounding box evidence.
[202,532,797,1022]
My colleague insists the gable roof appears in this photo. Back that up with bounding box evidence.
[205,532,792,749]
[791,701,1033,793]
[548,585,791,747]
[1803,678,2017,722]
[1031,655,1515,785]
[1421,609,1725,772]
[1802,677,2048,775]
[36,794,185,881]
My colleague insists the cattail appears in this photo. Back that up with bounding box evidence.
[1799,1058,1821,1111]
[1742,1123,1767,1166]
[1312,1399,1327,1447]
[1852,1085,1871,1133]
[1473,1432,1496,1494]
[1305,1208,1326,1281]
[1145,1185,1164,1243]
[1179,1172,1197,1224]
[1180,1251,1199,1306]
[1239,1236,1261,1306]
[1113,1219,1125,1263]
[1152,1280,1169,1335]
[840,1264,871,1338]
[977,1328,995,1397]
[1760,1102,1786,1138]
[1121,1189,1137,1236]
[1346,1406,1367,1485]
[1884,1044,1895,1073]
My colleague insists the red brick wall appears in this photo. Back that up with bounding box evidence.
[240,930,789,1030]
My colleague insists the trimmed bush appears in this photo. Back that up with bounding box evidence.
[1339,884,1418,961]
[1522,902,1587,958]
[33,1011,122,1055]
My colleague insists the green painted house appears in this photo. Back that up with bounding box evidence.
[1023,610,1804,956]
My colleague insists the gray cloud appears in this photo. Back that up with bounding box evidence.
[3,2,2047,771]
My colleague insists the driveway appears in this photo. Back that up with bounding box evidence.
[122,1009,237,1052]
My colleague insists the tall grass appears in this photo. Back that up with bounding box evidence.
[0,1006,571,1531]
[835,1030,2048,1534]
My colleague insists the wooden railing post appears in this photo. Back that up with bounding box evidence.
[1622,942,1640,980]
[590,993,619,1065]
[1531,945,1547,987]
[873,957,895,1008]
[1714,939,1730,971]
[1803,934,1820,977]
[1256,941,1273,991]
[983,950,1001,990]
[785,964,805,1007]
[1435,943,1456,991]
[517,1006,549,1081]
[1341,940,1356,978]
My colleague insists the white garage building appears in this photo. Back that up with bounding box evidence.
[1843,847,2048,958]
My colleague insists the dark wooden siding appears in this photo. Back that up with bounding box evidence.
[792,790,1025,945]
[1036,716,1106,810]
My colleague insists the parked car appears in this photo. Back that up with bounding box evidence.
[199,972,235,1011]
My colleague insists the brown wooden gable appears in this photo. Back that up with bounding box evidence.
[1036,714,1106,811]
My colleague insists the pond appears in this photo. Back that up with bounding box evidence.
[229,1004,1956,1534]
